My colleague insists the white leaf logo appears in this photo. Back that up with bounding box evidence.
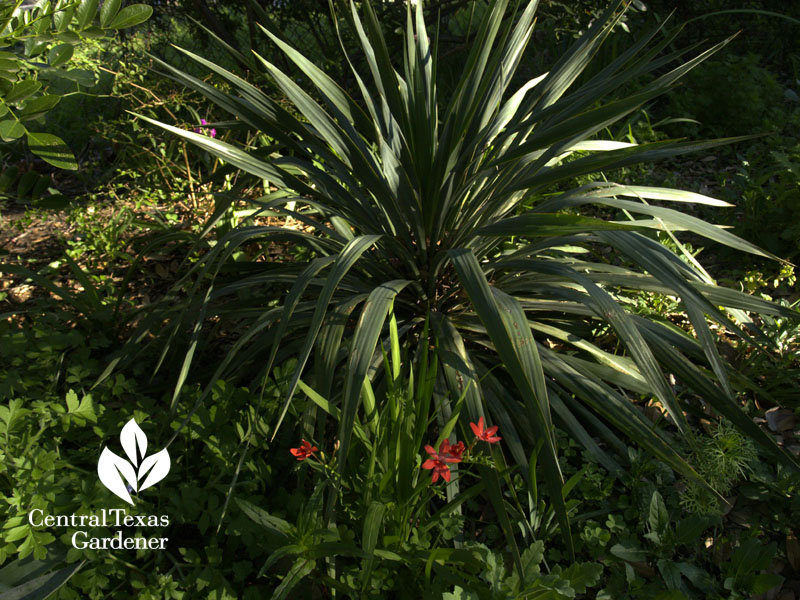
[98,448,137,505]
[120,419,147,466]
[138,449,170,491]
[98,419,170,504]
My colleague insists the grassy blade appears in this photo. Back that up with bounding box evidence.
[449,248,573,558]
[361,501,386,593]
[337,280,411,479]
[272,235,382,440]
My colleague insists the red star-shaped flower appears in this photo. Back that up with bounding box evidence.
[470,416,502,443]
[422,442,461,483]
[290,439,318,460]
[442,440,466,461]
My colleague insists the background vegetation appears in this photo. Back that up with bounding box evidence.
[1,1,799,599]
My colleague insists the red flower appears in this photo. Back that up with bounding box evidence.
[422,443,460,483]
[290,439,317,461]
[443,440,466,461]
[470,417,501,443]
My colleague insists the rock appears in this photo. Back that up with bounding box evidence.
[8,284,33,303]
[766,407,796,433]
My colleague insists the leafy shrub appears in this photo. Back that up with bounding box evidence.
[644,1,800,71]
[717,136,800,260]
[123,0,800,559]
[665,53,783,138]
[0,0,152,173]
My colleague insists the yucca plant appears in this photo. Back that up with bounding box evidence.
[127,0,799,554]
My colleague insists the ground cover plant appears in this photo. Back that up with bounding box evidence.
[1,0,799,598]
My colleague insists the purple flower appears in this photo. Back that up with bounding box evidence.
[194,119,216,138]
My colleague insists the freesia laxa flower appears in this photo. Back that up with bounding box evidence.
[290,439,317,461]
[470,416,502,443]
[442,439,465,461]
[194,119,217,138]
[422,445,451,483]
[422,441,462,483]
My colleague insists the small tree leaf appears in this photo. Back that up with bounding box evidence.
[55,31,81,44]
[80,26,106,38]
[5,525,30,543]
[53,6,75,32]
[677,562,715,592]
[561,562,604,593]
[108,4,152,29]
[648,490,670,536]
[76,0,99,29]
[610,542,647,563]
[0,58,21,72]
[0,119,25,141]
[657,559,684,591]
[67,393,96,422]
[25,39,51,59]
[0,165,19,192]
[99,0,121,28]
[38,67,97,87]
[5,80,41,104]
[751,573,784,594]
[674,515,712,545]
[48,43,74,68]
[18,95,61,121]
[16,170,38,197]
[66,389,79,412]
[26,132,77,170]
[443,587,480,600]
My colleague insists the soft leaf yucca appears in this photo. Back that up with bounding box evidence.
[130,0,800,553]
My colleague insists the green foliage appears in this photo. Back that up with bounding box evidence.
[722,538,784,598]
[444,542,603,599]
[233,339,606,598]
[0,310,794,598]
[681,421,757,511]
[658,44,800,263]
[666,53,783,138]
[0,0,152,175]
[447,1,489,37]
[0,313,280,597]
[734,295,800,406]
[717,138,800,260]
[125,0,800,560]
[2,1,799,598]
[0,315,114,565]
[64,202,135,263]
[644,1,800,71]
[47,30,261,220]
